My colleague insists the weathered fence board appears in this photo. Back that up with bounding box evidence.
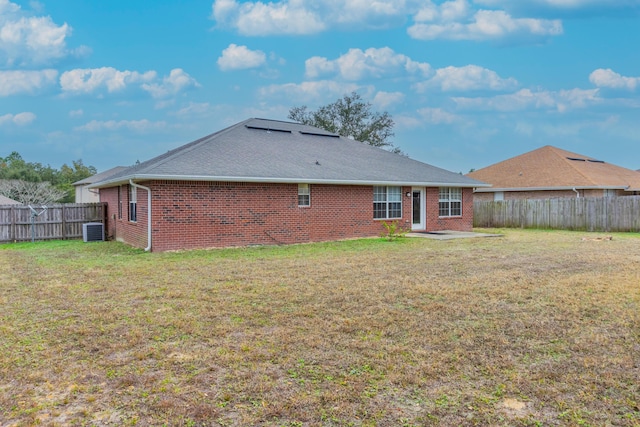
[0,203,106,243]
[474,197,640,232]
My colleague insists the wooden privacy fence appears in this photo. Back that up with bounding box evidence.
[474,197,640,232]
[0,203,106,243]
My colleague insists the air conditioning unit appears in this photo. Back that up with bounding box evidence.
[83,222,104,242]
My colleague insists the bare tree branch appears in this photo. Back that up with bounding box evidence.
[0,180,66,205]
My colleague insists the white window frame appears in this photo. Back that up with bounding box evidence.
[298,183,310,207]
[117,185,123,219]
[373,186,402,220]
[439,187,462,218]
[129,185,137,222]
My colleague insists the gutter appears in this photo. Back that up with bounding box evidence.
[474,185,627,193]
[129,179,152,252]
[92,174,490,189]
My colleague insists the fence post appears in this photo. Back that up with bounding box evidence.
[10,205,15,242]
[62,204,67,240]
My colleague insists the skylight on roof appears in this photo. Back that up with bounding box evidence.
[566,156,605,164]
[299,131,340,138]
[245,125,291,133]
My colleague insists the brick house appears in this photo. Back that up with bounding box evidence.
[467,145,640,202]
[92,118,488,252]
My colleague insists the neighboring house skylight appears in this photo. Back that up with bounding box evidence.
[566,157,605,164]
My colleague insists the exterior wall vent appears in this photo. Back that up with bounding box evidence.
[83,222,104,242]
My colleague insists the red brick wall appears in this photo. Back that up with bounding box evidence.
[101,181,475,251]
[425,187,474,232]
[100,185,149,249]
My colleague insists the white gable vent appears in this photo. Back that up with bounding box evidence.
[83,222,104,242]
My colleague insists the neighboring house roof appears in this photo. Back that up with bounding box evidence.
[92,118,488,188]
[73,166,128,186]
[467,145,640,192]
[0,194,21,205]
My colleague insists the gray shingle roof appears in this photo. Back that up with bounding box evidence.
[0,194,21,205]
[93,118,488,188]
[73,166,128,186]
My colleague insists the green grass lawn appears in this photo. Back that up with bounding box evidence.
[1,230,639,426]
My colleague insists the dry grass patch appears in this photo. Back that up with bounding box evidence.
[1,230,639,426]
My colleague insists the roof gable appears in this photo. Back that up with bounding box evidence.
[467,145,640,192]
[73,166,128,186]
[95,118,487,188]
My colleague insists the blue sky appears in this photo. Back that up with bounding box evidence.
[1,0,639,175]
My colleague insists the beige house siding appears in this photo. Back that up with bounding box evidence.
[75,185,100,203]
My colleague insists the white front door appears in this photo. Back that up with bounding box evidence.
[411,187,425,231]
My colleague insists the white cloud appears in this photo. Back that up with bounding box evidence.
[60,67,199,99]
[68,109,83,117]
[211,0,568,43]
[209,0,630,43]
[211,0,413,36]
[415,65,518,92]
[408,2,563,41]
[589,68,639,91]
[0,111,36,126]
[212,0,325,35]
[217,44,266,71]
[0,0,81,66]
[555,88,601,112]
[305,47,431,81]
[259,80,361,103]
[414,0,470,22]
[0,69,57,96]
[476,0,639,11]
[372,91,405,109]
[212,0,237,22]
[74,119,167,133]
[452,87,600,112]
[173,102,212,117]
[141,68,200,99]
[417,107,459,124]
[60,67,156,94]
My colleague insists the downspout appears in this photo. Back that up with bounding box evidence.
[572,188,580,198]
[129,179,152,252]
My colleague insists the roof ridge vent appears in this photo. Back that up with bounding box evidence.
[587,159,605,163]
[566,157,586,161]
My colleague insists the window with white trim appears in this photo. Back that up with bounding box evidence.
[373,186,402,219]
[298,184,310,207]
[439,187,462,217]
[117,185,122,219]
[129,185,137,222]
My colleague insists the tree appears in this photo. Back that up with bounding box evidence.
[0,152,41,182]
[288,92,400,153]
[0,180,66,205]
[0,152,97,203]
[57,160,97,203]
